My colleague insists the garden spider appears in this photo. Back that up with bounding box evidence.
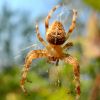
[20,4,80,100]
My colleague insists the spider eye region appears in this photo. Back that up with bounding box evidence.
[46,21,66,45]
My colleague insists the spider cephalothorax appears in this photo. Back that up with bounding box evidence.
[20,4,80,100]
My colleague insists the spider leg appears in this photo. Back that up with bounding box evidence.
[66,9,77,40]
[62,42,73,49]
[36,24,47,47]
[45,4,61,32]
[36,24,53,51]
[20,49,47,93]
[63,54,80,100]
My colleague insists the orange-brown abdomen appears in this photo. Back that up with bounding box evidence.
[46,21,66,45]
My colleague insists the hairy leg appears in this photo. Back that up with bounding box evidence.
[66,9,77,40]
[45,4,61,32]
[36,24,53,51]
[63,54,80,100]
[20,50,47,93]
[36,24,47,47]
[62,41,73,49]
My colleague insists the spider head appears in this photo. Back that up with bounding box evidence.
[46,21,66,45]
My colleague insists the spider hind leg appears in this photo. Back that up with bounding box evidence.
[63,54,80,100]
[20,50,47,93]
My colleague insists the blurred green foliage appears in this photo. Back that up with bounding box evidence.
[83,0,100,11]
[0,65,75,100]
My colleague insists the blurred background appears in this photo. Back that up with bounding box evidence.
[0,0,100,100]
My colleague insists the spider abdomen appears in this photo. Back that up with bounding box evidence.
[46,21,66,45]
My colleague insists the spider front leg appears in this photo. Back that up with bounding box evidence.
[36,24,48,48]
[45,4,61,32]
[66,9,77,40]
[20,50,47,93]
[63,54,80,100]
[36,24,52,51]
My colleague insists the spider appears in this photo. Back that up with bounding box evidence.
[20,4,80,100]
